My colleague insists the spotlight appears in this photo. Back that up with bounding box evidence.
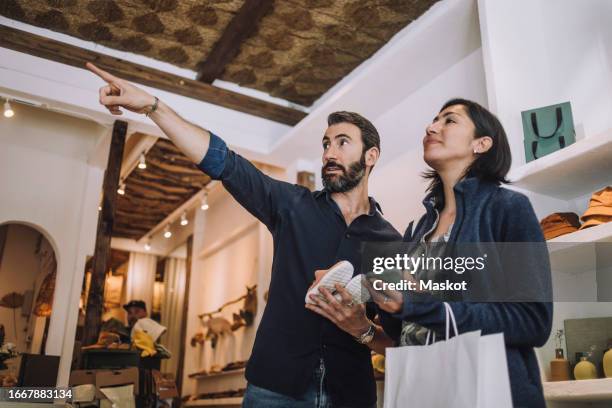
[138,153,147,170]
[3,100,14,118]
[200,192,209,211]
[163,224,172,239]
[180,211,188,226]
[144,239,152,251]
[117,181,126,195]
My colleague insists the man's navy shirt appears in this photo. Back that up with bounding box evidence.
[198,133,401,407]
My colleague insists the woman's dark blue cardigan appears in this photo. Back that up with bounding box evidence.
[379,177,553,408]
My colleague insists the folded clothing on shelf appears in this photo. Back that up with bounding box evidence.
[187,369,208,378]
[580,186,612,229]
[540,212,581,240]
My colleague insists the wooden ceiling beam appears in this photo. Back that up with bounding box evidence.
[0,25,305,126]
[197,0,275,83]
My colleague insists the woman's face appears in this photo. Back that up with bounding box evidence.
[422,104,478,170]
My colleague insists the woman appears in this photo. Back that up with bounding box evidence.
[370,98,552,407]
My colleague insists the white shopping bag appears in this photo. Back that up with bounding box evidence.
[477,331,512,407]
[383,303,512,408]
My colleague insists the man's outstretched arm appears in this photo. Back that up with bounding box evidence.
[87,62,300,229]
[86,62,210,164]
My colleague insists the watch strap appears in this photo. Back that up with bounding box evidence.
[356,322,375,344]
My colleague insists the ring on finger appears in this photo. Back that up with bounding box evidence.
[345,300,355,308]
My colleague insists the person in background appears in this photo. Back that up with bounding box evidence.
[123,300,148,331]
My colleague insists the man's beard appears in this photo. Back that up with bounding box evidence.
[321,153,366,193]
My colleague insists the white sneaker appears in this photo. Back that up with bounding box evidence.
[305,260,354,304]
[334,274,371,304]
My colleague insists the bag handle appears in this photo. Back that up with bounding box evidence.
[425,330,436,345]
[530,107,563,139]
[444,302,459,339]
[531,135,565,159]
[425,302,459,345]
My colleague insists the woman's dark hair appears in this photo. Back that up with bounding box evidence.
[423,98,512,198]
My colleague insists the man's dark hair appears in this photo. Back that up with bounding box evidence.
[424,98,512,197]
[327,111,381,154]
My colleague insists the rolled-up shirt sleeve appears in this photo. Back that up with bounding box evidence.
[197,132,228,180]
[195,132,301,231]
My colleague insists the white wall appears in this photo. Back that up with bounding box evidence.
[0,103,107,386]
[369,48,489,233]
[181,166,284,397]
[479,0,612,167]
[196,226,259,370]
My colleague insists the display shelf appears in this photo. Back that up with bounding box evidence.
[544,378,612,401]
[548,222,612,244]
[189,368,246,380]
[509,129,612,200]
[547,222,612,255]
[184,397,243,407]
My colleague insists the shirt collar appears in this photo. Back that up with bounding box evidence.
[315,189,383,216]
[422,176,498,210]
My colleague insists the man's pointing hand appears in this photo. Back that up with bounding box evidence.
[86,62,155,116]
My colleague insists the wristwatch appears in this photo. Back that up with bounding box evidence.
[355,321,376,345]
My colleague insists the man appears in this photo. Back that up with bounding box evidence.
[123,299,148,330]
[87,63,401,408]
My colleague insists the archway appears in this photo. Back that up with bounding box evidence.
[0,222,59,387]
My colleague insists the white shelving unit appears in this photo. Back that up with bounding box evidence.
[509,129,612,200]
[544,378,612,402]
[548,222,612,245]
[547,222,612,255]
[189,367,247,407]
[520,127,612,405]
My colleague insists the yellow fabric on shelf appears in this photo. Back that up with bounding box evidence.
[372,354,385,373]
[132,330,157,357]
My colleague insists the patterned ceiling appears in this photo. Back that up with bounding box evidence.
[1,0,438,106]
